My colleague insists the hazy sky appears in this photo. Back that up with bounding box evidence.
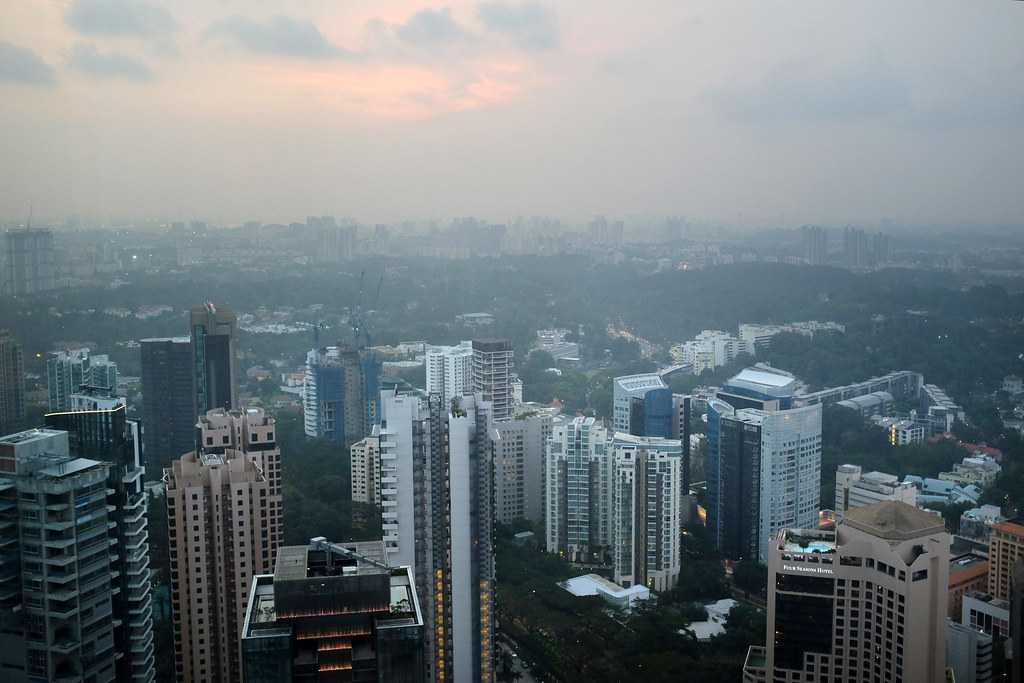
[1,0,1022,228]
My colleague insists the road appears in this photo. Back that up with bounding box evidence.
[499,640,540,683]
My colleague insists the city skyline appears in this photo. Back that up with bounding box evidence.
[1,1,1022,227]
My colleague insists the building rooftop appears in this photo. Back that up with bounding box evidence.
[36,457,106,479]
[139,336,190,343]
[614,373,667,392]
[0,427,66,446]
[561,573,650,600]
[949,553,988,582]
[843,501,945,540]
[722,365,797,399]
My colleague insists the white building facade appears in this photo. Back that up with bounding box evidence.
[425,341,474,406]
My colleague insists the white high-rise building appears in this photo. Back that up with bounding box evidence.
[835,465,918,521]
[545,417,685,591]
[379,390,495,682]
[47,348,119,411]
[545,416,612,562]
[425,340,474,405]
[610,433,684,591]
[708,396,822,562]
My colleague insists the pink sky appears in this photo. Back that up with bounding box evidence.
[1,1,1022,227]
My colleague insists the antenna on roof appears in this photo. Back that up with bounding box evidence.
[26,203,32,231]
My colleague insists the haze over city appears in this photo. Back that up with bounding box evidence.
[2,0,1023,228]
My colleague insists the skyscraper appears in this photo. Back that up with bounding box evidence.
[0,429,120,682]
[545,416,612,563]
[240,539,425,683]
[610,433,684,591]
[801,225,829,265]
[303,345,380,445]
[46,348,119,411]
[164,408,283,683]
[190,303,239,417]
[1010,558,1023,683]
[612,373,669,435]
[46,348,89,410]
[472,338,513,420]
[44,389,156,682]
[3,227,55,295]
[491,409,554,525]
[379,390,495,682]
[140,337,195,471]
[708,367,822,561]
[0,329,26,435]
[545,418,685,590]
[989,519,1024,601]
[425,341,474,406]
[350,435,381,505]
[743,501,950,683]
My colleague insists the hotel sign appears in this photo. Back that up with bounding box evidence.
[783,563,834,576]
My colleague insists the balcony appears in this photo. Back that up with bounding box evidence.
[48,601,79,619]
[52,638,81,654]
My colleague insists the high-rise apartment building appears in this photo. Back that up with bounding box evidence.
[164,408,283,683]
[801,225,829,265]
[425,341,474,406]
[240,539,424,682]
[610,433,684,591]
[3,227,55,295]
[0,329,26,435]
[1010,558,1023,683]
[303,345,380,445]
[140,337,195,471]
[491,410,553,525]
[708,367,822,561]
[545,416,612,562]
[46,348,119,411]
[834,465,918,520]
[743,501,950,683]
[0,429,119,682]
[378,390,495,682]
[989,520,1024,601]
[190,303,239,417]
[350,435,381,505]
[545,417,684,590]
[44,389,156,682]
[472,338,513,420]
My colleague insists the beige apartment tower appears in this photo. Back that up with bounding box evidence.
[350,434,381,505]
[989,519,1024,601]
[164,408,283,683]
[744,501,950,683]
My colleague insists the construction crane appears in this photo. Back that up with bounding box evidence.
[348,270,384,350]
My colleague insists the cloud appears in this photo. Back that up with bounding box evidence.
[69,43,154,81]
[66,0,177,37]
[0,42,57,85]
[205,15,355,60]
[396,8,469,47]
[709,58,911,124]
[478,2,558,51]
